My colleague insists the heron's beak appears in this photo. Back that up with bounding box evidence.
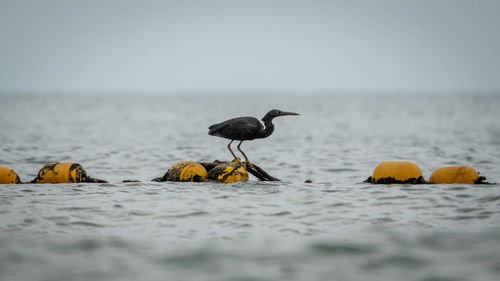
[279,111,300,116]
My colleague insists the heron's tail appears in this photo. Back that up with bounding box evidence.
[208,123,225,136]
[208,124,218,135]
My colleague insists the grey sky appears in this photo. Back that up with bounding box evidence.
[1,0,499,93]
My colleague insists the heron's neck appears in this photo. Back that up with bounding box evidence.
[257,118,275,138]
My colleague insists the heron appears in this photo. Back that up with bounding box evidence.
[208,109,299,167]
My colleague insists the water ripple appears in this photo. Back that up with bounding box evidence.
[57,221,106,228]
[310,242,377,255]
[477,195,500,203]
[1,94,500,281]
[165,211,210,218]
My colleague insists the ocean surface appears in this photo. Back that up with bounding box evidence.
[1,92,500,281]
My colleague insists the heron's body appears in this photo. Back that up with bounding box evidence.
[208,109,298,166]
[208,117,273,141]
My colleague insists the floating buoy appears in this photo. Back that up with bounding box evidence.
[429,166,486,184]
[367,161,425,184]
[165,161,208,182]
[34,162,87,183]
[0,166,21,184]
[207,161,248,183]
[153,160,274,183]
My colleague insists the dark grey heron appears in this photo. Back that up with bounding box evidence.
[208,109,299,166]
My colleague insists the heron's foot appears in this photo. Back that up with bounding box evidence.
[231,157,243,165]
[244,161,253,169]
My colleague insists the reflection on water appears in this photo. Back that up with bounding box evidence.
[1,93,500,281]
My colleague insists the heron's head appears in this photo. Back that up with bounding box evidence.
[262,109,300,121]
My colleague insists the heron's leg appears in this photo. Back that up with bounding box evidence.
[237,141,253,168]
[227,140,239,160]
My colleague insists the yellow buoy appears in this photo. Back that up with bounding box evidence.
[0,166,21,184]
[370,161,425,184]
[166,161,208,182]
[429,166,482,184]
[207,162,249,183]
[35,162,87,183]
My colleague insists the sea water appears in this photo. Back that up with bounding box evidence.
[1,93,499,281]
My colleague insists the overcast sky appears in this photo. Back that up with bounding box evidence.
[1,0,499,94]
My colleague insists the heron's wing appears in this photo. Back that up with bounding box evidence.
[208,117,263,140]
[232,118,263,140]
